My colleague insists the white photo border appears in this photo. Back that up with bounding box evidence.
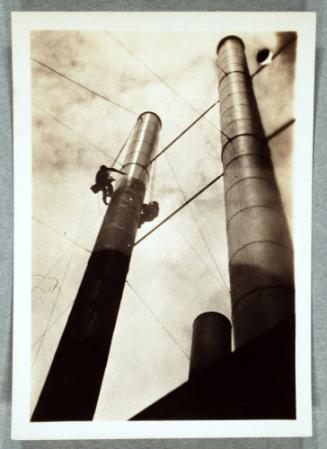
[11,11,315,440]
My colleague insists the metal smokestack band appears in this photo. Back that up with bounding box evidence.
[216,36,294,348]
[32,112,161,421]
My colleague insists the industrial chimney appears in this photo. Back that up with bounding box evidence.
[32,112,161,421]
[216,36,294,348]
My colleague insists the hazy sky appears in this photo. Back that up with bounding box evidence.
[31,29,294,420]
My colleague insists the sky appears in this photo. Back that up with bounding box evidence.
[30,29,295,420]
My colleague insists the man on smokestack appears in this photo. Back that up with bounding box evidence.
[91,165,127,205]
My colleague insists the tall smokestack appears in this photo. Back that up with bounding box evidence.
[216,36,294,348]
[32,112,161,421]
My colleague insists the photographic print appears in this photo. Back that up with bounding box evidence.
[11,11,315,439]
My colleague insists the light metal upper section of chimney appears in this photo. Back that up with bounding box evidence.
[122,112,161,185]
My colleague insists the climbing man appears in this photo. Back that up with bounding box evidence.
[139,201,159,227]
[90,165,127,205]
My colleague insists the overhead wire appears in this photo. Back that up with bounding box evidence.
[32,298,75,348]
[126,281,190,360]
[106,32,229,136]
[146,101,219,167]
[32,205,105,294]
[31,200,104,348]
[32,248,75,363]
[147,154,157,203]
[32,196,91,365]
[33,103,116,164]
[111,125,134,168]
[164,155,230,295]
[31,57,138,116]
[32,216,92,255]
[134,172,224,246]
[106,32,210,118]
[169,220,228,290]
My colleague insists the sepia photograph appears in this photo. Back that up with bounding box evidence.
[11,11,315,439]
